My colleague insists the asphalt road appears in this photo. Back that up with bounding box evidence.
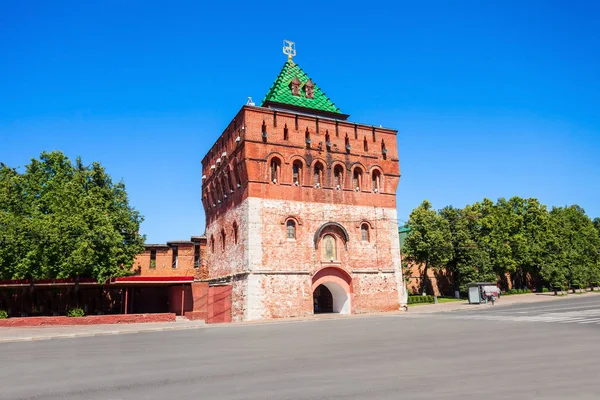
[433,293,600,326]
[2,295,600,400]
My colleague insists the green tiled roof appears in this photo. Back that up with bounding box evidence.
[261,60,343,115]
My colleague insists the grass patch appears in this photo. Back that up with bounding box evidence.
[502,288,533,296]
[438,297,463,303]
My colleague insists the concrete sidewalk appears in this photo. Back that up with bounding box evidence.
[0,319,207,343]
[2,291,599,343]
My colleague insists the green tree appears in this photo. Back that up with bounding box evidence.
[440,204,495,294]
[547,206,600,290]
[402,200,452,295]
[0,151,145,282]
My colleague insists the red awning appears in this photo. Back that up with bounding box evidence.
[0,276,194,288]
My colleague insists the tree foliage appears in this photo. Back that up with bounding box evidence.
[403,197,600,294]
[402,200,452,294]
[0,151,145,282]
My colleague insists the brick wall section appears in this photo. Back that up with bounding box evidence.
[0,313,176,327]
[257,274,313,319]
[134,241,207,279]
[230,278,247,322]
[194,240,209,280]
[205,202,247,279]
[167,285,193,315]
[207,285,232,323]
[353,273,399,312]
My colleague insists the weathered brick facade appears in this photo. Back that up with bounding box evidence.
[200,58,404,321]
[133,237,208,281]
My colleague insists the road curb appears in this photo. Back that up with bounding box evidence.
[0,323,208,343]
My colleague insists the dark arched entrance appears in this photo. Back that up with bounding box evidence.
[313,284,333,314]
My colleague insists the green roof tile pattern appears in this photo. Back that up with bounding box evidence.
[261,60,342,115]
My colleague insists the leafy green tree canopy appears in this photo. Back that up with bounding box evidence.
[404,197,600,295]
[0,151,145,282]
[402,200,452,294]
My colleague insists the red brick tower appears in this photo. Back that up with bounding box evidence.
[201,49,403,321]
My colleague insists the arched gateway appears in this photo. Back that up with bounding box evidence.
[312,267,352,314]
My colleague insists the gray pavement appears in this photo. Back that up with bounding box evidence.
[2,294,600,399]
[0,319,207,343]
[429,293,600,326]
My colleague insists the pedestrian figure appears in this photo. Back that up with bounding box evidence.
[491,293,496,305]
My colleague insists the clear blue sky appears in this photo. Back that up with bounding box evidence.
[2,1,599,243]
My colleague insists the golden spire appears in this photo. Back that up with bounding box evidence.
[282,40,296,62]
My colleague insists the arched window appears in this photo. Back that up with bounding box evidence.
[363,137,368,152]
[305,128,311,148]
[219,179,226,201]
[361,223,370,242]
[292,160,303,186]
[210,235,215,253]
[313,162,324,188]
[286,220,296,239]
[321,234,337,261]
[353,167,363,191]
[234,162,242,188]
[227,168,235,193]
[270,157,281,184]
[233,222,238,245]
[325,131,331,150]
[208,189,214,207]
[372,170,381,193]
[220,229,226,251]
[214,183,220,203]
[221,176,229,198]
[334,165,344,190]
[284,124,289,141]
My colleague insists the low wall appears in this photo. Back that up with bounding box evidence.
[0,313,176,327]
[184,311,207,321]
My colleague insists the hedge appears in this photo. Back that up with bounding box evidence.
[408,295,435,304]
[67,308,85,318]
[505,288,532,295]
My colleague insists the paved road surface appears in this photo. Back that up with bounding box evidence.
[2,295,600,400]
[433,293,600,325]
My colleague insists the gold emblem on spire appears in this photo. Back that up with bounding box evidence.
[283,40,296,61]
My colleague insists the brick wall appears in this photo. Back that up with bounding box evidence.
[167,285,193,315]
[134,242,205,278]
[0,313,176,327]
